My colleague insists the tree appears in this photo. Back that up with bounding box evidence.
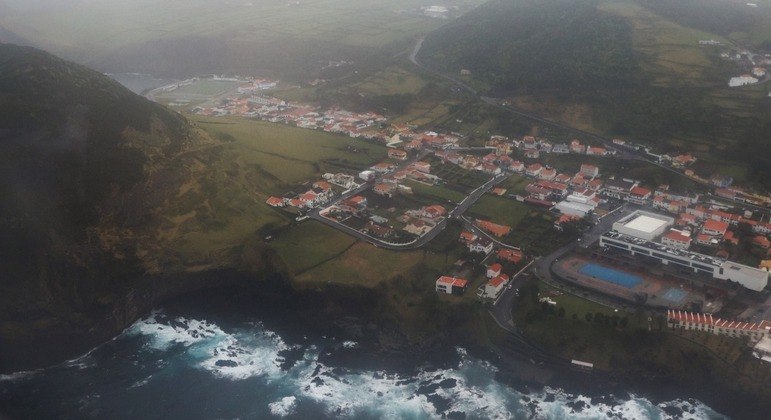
[557,307,566,318]
[585,313,593,322]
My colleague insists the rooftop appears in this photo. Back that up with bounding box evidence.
[623,214,670,234]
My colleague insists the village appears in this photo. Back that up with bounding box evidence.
[152,73,771,366]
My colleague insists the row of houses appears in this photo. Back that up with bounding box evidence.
[667,310,771,363]
[266,180,336,210]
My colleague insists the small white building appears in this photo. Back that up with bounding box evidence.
[486,263,502,279]
[729,75,759,87]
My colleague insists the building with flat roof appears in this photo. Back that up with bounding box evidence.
[600,231,768,291]
[612,210,674,241]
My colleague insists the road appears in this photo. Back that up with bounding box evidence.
[407,37,744,197]
[307,152,509,250]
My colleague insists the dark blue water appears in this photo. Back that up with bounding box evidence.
[0,309,727,419]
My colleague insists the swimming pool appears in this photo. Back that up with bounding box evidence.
[579,263,643,288]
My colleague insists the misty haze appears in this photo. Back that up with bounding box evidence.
[1,0,770,419]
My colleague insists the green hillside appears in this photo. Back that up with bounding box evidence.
[419,0,771,191]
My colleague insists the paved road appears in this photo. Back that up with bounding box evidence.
[307,153,508,250]
[406,37,755,201]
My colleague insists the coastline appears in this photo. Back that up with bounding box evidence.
[2,269,768,419]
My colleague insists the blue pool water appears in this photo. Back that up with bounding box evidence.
[579,263,643,288]
[662,288,688,303]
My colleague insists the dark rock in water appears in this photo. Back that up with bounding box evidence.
[417,383,441,395]
[214,359,238,367]
[521,395,531,402]
[311,364,322,377]
[373,372,384,380]
[446,410,466,420]
[377,392,383,397]
[662,405,684,417]
[426,393,451,414]
[311,377,325,386]
[439,378,457,389]
[566,400,587,413]
[544,394,555,403]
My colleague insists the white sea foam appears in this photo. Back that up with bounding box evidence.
[0,369,39,382]
[124,315,725,419]
[342,341,358,349]
[126,311,223,350]
[268,396,297,417]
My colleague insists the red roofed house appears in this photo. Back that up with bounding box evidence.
[628,186,652,204]
[459,231,477,244]
[266,196,286,207]
[492,187,507,196]
[672,154,697,168]
[405,219,433,235]
[313,180,333,191]
[371,162,395,173]
[435,276,469,295]
[662,230,692,250]
[497,248,523,264]
[484,274,510,299]
[580,164,599,178]
[387,149,408,160]
[525,163,543,177]
[538,167,557,180]
[509,161,525,173]
[477,220,512,237]
[753,235,771,249]
[420,205,447,220]
[723,230,739,246]
[667,310,771,341]
[570,139,585,154]
[412,161,431,173]
[586,146,606,156]
[486,263,503,278]
[373,183,397,197]
[703,219,729,237]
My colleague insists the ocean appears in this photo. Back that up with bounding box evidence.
[0,306,727,419]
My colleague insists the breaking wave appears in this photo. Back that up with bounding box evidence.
[116,313,725,419]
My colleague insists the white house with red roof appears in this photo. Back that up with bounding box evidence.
[486,263,503,278]
[667,310,771,341]
[436,276,469,295]
[484,274,510,299]
[580,164,599,178]
[702,219,729,237]
[628,186,652,204]
[525,163,543,177]
[662,229,692,250]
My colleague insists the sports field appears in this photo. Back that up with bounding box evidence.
[579,263,643,288]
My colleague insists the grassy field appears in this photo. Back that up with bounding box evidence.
[469,195,531,228]
[353,66,428,96]
[193,115,386,189]
[159,79,240,97]
[294,242,426,287]
[270,222,357,275]
[513,278,771,400]
[154,116,386,269]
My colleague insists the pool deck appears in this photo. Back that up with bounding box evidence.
[553,256,723,311]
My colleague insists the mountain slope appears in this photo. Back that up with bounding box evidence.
[0,43,276,371]
[419,0,771,191]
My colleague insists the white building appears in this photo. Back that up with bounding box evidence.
[728,75,759,87]
[601,232,769,291]
[661,230,692,250]
[554,200,594,218]
[484,275,509,299]
[612,210,674,241]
